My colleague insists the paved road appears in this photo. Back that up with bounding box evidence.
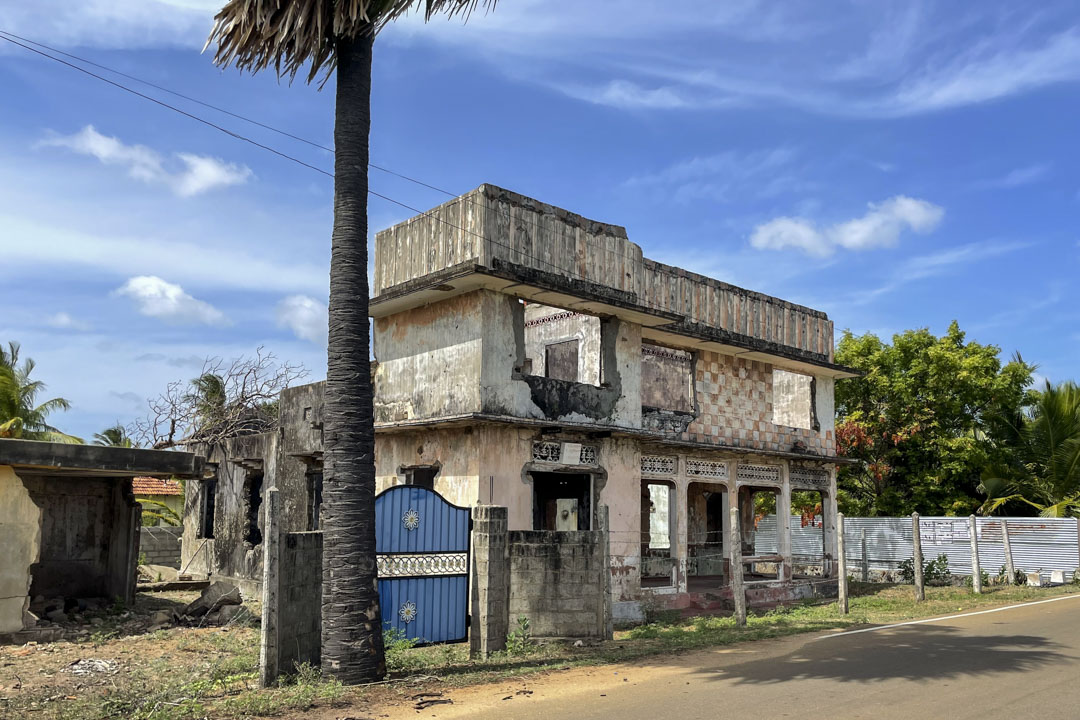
[385,595,1080,720]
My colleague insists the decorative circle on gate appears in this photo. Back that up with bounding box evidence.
[399,601,417,624]
[402,508,420,531]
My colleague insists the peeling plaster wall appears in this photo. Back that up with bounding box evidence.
[675,351,834,455]
[374,428,480,508]
[0,467,40,632]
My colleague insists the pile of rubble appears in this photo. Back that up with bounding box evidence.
[172,581,253,627]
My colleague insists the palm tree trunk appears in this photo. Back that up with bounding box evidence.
[321,27,385,684]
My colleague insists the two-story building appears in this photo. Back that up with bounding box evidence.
[181,184,857,620]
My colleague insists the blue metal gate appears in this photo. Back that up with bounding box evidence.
[375,485,470,645]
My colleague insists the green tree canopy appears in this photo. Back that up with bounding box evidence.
[979,381,1080,518]
[93,423,135,448]
[0,341,81,443]
[835,321,1033,516]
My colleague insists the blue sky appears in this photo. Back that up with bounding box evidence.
[1,0,1077,441]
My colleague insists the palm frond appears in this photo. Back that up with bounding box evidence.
[206,0,497,83]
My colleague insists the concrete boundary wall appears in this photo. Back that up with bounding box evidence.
[139,526,182,568]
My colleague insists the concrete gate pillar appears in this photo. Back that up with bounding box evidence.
[470,505,509,659]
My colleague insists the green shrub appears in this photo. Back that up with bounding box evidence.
[383,626,420,672]
[898,554,951,584]
[505,615,535,655]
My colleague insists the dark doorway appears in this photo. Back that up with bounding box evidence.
[198,477,217,539]
[244,471,264,545]
[532,472,591,531]
[306,469,323,531]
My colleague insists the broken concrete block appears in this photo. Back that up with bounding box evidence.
[150,610,173,625]
[45,609,67,623]
[1050,570,1067,585]
[1026,572,1044,587]
[181,581,241,618]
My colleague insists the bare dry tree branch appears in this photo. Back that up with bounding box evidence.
[131,347,307,450]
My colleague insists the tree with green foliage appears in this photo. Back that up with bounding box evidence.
[979,381,1080,518]
[94,423,135,447]
[205,0,497,684]
[0,341,81,443]
[834,322,1032,516]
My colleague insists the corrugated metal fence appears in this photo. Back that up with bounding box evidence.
[756,515,1080,582]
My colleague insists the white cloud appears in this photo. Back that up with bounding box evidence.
[46,312,91,331]
[0,1,218,50]
[750,196,944,256]
[40,126,251,197]
[115,275,229,326]
[276,295,328,347]
[626,147,800,203]
[973,163,1051,190]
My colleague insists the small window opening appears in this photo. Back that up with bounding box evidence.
[532,472,591,531]
[244,471,264,545]
[521,303,603,386]
[641,481,675,587]
[197,477,217,539]
[307,469,323,531]
[772,369,815,430]
[641,343,694,412]
[404,466,437,490]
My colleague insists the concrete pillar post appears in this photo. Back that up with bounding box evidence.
[912,512,924,602]
[598,505,613,640]
[823,468,839,578]
[861,529,869,583]
[470,505,509,660]
[969,515,983,594]
[777,464,792,582]
[1002,519,1016,584]
[259,488,280,688]
[837,512,848,614]
[729,505,746,626]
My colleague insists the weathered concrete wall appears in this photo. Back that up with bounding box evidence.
[0,467,40,633]
[508,528,609,638]
[674,351,834,455]
[373,184,834,364]
[470,505,509,659]
[276,532,322,672]
[641,344,694,412]
[374,427,479,508]
[140,526,182,568]
[772,369,813,430]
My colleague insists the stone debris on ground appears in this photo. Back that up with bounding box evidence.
[61,659,119,675]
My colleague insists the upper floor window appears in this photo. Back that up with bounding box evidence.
[641,343,694,412]
[772,369,817,430]
[403,465,438,490]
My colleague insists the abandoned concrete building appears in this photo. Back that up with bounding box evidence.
[181,184,857,622]
[0,439,204,639]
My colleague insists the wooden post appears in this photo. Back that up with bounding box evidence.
[837,512,849,614]
[912,512,924,602]
[969,515,983,594]
[1002,519,1016,585]
[730,505,746,627]
[861,529,869,583]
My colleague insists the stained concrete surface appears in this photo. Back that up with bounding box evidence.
[381,595,1080,720]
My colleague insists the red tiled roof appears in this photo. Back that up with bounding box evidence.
[132,477,184,497]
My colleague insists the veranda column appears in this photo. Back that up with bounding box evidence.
[730,504,747,626]
[777,463,793,582]
[823,467,839,578]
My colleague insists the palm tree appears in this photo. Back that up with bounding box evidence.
[0,341,82,443]
[206,0,496,684]
[980,381,1080,518]
[94,423,135,447]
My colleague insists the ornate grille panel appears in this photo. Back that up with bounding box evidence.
[736,463,780,485]
[532,441,563,463]
[791,467,829,490]
[532,441,598,465]
[377,553,469,578]
[579,445,598,465]
[687,459,729,479]
[641,455,677,475]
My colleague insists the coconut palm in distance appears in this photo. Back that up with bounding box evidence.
[0,341,81,442]
[206,0,497,684]
[94,423,135,447]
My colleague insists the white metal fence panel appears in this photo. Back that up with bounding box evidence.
[754,515,1080,583]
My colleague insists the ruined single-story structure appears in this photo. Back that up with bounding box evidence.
[0,439,203,638]
[181,184,858,621]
